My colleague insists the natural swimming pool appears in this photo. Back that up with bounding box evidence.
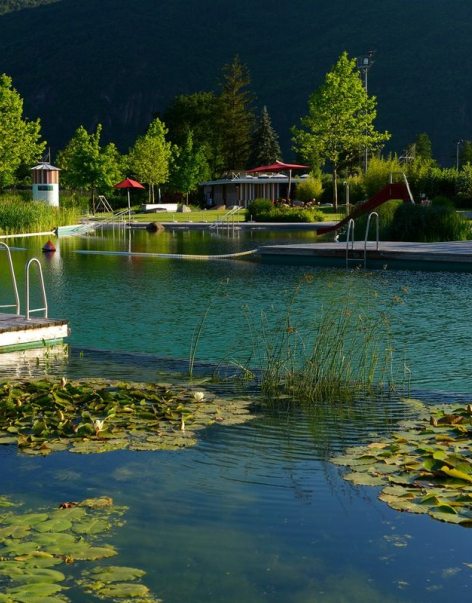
[0,228,472,602]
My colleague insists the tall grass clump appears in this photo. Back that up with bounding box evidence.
[0,195,81,234]
[248,275,403,407]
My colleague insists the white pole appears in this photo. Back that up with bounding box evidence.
[127,189,131,225]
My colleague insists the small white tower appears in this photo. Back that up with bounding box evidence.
[31,162,60,207]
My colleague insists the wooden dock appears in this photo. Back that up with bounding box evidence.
[258,241,472,271]
[0,313,69,352]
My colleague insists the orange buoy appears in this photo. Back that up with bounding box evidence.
[42,240,56,252]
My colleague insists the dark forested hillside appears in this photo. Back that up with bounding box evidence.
[0,0,471,164]
[0,0,59,15]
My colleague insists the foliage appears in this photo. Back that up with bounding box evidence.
[247,275,398,405]
[354,199,403,241]
[56,124,123,201]
[249,106,281,167]
[217,55,255,171]
[128,117,173,202]
[292,52,390,208]
[0,73,46,189]
[409,132,433,162]
[163,91,223,177]
[295,175,324,202]
[456,163,472,206]
[363,155,402,198]
[169,130,210,200]
[0,378,254,455]
[0,0,58,15]
[388,203,470,242]
[246,198,324,222]
[459,140,472,168]
[406,165,457,201]
[332,400,472,526]
[0,494,160,601]
[0,196,80,234]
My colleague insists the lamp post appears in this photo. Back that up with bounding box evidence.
[456,139,464,171]
[357,50,376,172]
[343,181,350,212]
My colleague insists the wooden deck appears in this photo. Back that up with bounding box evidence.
[258,241,472,271]
[0,313,69,352]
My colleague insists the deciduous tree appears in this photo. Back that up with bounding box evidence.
[0,73,46,188]
[128,118,173,202]
[292,52,390,208]
[57,124,122,201]
[169,131,210,203]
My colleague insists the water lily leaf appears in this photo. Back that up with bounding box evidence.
[96,582,150,598]
[344,472,385,486]
[7,567,66,584]
[34,518,72,533]
[6,582,64,598]
[440,466,472,483]
[86,565,146,583]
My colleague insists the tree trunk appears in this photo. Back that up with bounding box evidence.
[332,167,338,210]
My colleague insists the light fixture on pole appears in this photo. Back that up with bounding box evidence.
[357,50,376,173]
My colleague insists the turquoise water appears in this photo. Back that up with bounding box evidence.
[0,229,472,602]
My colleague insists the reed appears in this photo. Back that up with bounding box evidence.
[0,196,81,234]
[248,274,403,407]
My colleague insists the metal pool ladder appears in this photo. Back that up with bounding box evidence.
[0,243,48,320]
[0,242,20,315]
[26,258,48,320]
[345,211,380,269]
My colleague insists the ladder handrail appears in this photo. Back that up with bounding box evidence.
[209,206,242,230]
[25,258,48,320]
[0,242,20,315]
[364,211,380,268]
[345,218,355,269]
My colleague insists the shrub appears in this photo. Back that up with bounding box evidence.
[296,176,324,203]
[363,156,402,198]
[355,200,403,240]
[246,198,324,223]
[388,203,470,242]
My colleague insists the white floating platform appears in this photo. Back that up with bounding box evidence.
[0,313,69,352]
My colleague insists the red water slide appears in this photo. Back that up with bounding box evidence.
[317,181,413,235]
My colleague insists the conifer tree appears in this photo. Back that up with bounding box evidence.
[249,106,281,167]
[217,56,255,172]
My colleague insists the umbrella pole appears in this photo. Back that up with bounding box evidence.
[287,169,292,201]
[127,189,131,225]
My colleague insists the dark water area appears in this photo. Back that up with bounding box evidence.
[0,230,472,602]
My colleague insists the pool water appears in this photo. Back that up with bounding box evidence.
[0,229,472,602]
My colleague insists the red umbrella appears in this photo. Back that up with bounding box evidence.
[246,160,309,173]
[246,160,310,199]
[114,178,145,223]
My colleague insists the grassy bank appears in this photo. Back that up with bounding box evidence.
[0,195,82,235]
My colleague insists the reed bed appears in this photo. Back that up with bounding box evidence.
[0,195,81,234]
[246,273,404,407]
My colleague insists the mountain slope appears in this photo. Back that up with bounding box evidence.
[0,0,471,164]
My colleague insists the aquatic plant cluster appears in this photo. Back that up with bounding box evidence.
[0,378,254,455]
[0,495,160,602]
[0,197,81,235]
[332,400,472,526]
[251,275,398,406]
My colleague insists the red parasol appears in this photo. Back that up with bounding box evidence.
[246,160,310,199]
[246,160,309,173]
[114,178,145,223]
